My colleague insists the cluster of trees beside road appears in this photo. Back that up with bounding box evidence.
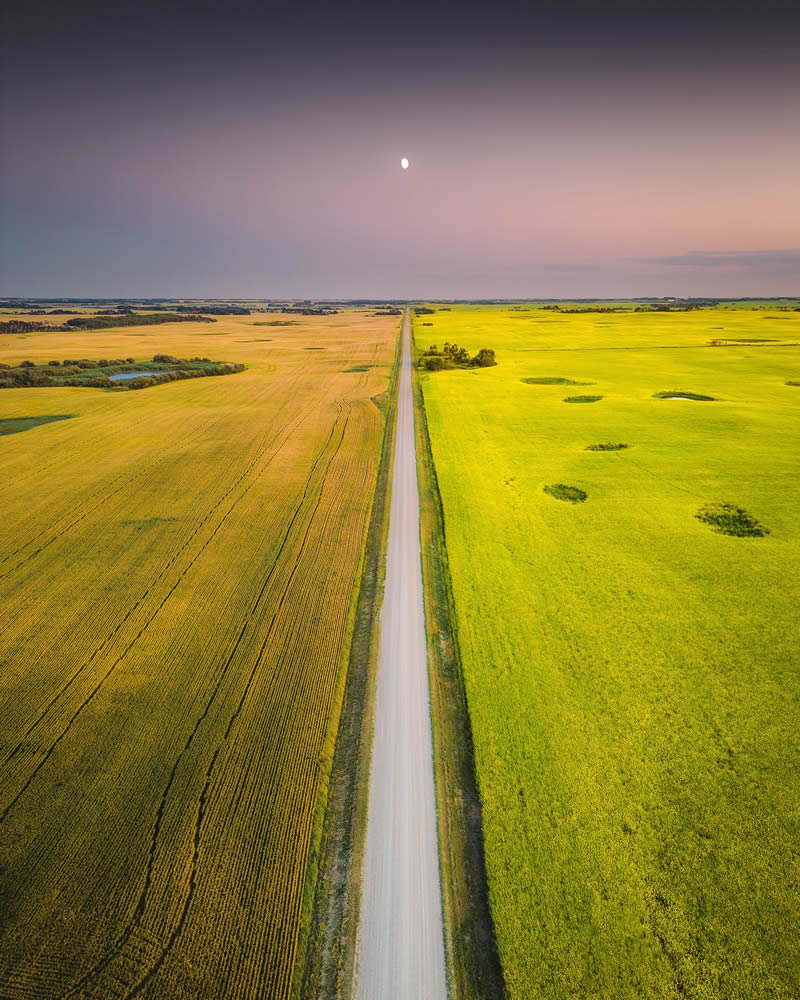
[419,343,497,371]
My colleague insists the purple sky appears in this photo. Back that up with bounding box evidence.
[2,0,799,298]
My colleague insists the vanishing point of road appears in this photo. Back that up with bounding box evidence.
[357,310,448,998]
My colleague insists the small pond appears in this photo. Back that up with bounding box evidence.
[109,371,163,382]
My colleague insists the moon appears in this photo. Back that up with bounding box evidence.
[401,157,409,170]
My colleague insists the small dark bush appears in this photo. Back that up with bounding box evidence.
[585,443,628,451]
[653,390,716,401]
[470,348,497,368]
[564,395,603,403]
[521,376,591,385]
[695,503,769,537]
[544,484,587,503]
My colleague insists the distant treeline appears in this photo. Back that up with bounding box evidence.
[0,313,216,334]
[148,304,251,315]
[265,307,339,316]
[63,312,216,330]
[0,320,50,334]
[540,302,722,314]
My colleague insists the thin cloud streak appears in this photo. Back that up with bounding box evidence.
[643,249,800,271]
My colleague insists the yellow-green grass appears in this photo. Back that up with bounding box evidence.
[0,310,396,998]
[417,305,800,1000]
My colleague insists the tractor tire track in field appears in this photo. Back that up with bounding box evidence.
[62,403,351,999]
[0,380,335,823]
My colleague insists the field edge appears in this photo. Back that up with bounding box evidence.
[294,315,404,998]
[412,318,507,1000]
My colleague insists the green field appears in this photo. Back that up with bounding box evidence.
[0,309,396,998]
[417,305,800,999]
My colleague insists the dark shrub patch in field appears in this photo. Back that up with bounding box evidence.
[696,503,769,537]
[521,377,593,385]
[786,380,800,386]
[564,395,603,403]
[544,483,587,503]
[0,415,75,436]
[653,390,716,401]
[254,320,298,326]
[346,365,374,372]
[304,347,325,350]
[585,443,628,451]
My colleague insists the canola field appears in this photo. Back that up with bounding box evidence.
[417,304,800,1000]
[0,310,396,998]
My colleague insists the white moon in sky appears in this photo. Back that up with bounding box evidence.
[401,157,409,169]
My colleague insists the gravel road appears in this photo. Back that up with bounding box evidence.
[356,310,448,999]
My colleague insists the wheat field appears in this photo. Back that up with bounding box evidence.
[0,310,397,998]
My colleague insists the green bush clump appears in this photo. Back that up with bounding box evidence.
[695,503,769,537]
[544,483,587,503]
[585,443,628,451]
[564,395,603,403]
[419,343,497,371]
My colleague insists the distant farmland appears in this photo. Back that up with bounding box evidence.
[0,310,397,997]
[417,304,800,999]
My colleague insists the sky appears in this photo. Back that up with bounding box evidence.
[2,0,799,298]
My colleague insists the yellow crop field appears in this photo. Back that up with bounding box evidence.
[0,311,397,998]
[417,304,800,999]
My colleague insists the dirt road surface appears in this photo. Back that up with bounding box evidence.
[356,311,448,999]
